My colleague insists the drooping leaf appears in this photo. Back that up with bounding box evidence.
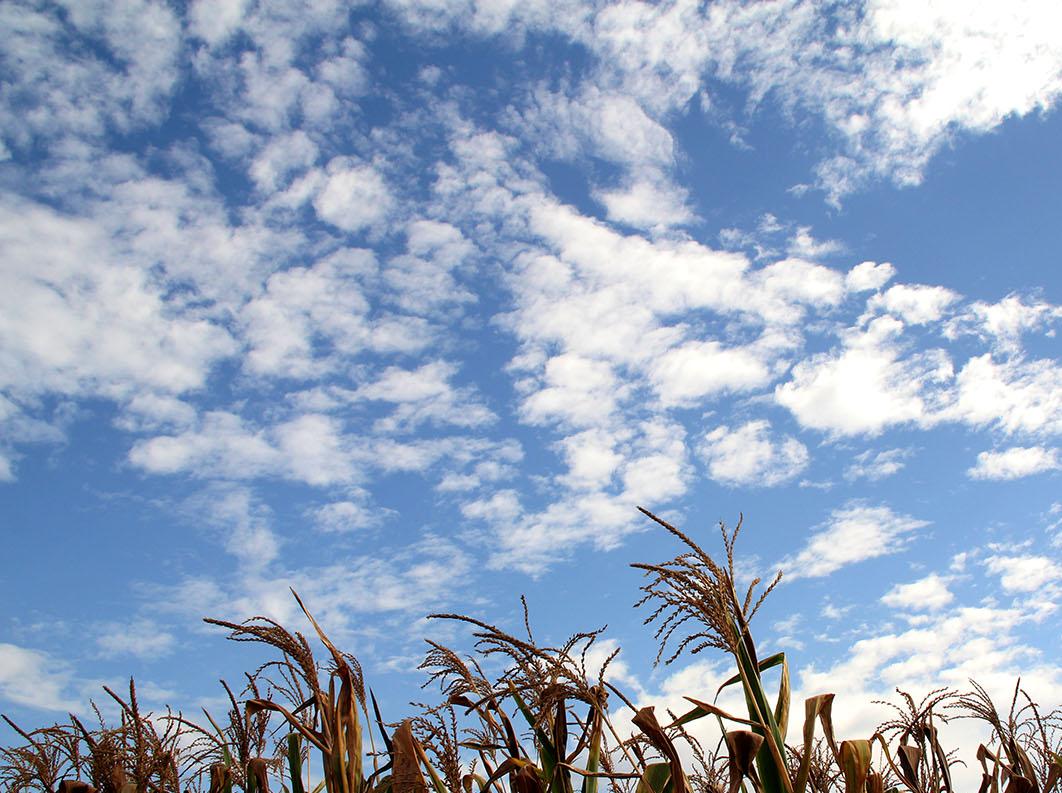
[897,745,921,790]
[391,721,428,793]
[247,758,271,793]
[725,731,764,793]
[632,708,687,793]
[793,695,836,793]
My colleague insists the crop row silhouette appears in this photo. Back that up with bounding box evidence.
[2,509,1059,793]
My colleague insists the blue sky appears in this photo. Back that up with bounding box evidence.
[2,0,1062,776]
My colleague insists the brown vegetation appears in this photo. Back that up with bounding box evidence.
[2,510,1059,793]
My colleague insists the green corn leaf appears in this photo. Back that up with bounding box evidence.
[634,764,673,793]
[672,697,763,729]
[729,618,791,793]
[288,734,306,793]
[509,684,558,780]
[580,709,602,793]
[714,654,787,700]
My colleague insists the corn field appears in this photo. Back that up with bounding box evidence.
[2,509,1059,793]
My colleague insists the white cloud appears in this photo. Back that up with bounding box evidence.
[786,226,842,260]
[311,498,389,533]
[845,261,895,292]
[356,361,495,432]
[881,573,954,611]
[188,0,250,46]
[158,534,475,633]
[240,250,383,378]
[868,283,960,325]
[781,502,929,579]
[798,594,1062,792]
[647,340,772,406]
[594,177,693,231]
[358,362,451,402]
[249,130,318,191]
[844,447,911,481]
[959,294,1062,353]
[968,446,1060,480]
[948,354,1062,435]
[313,159,394,233]
[984,554,1062,593]
[777,316,952,436]
[0,198,239,400]
[522,84,675,168]
[0,1,181,152]
[699,420,808,487]
[96,619,176,659]
[129,411,285,479]
[0,452,14,482]
[557,428,623,490]
[521,353,622,428]
[183,484,281,572]
[0,643,78,711]
[275,413,359,486]
[754,258,846,311]
[460,489,523,523]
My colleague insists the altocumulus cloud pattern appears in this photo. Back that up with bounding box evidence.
[1,1,1061,774]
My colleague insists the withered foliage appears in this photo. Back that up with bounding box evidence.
[3,508,1060,793]
[632,508,780,665]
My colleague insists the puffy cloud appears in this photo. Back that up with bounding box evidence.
[188,0,250,46]
[754,258,846,312]
[647,341,773,407]
[313,159,394,233]
[776,316,952,436]
[521,85,676,168]
[0,198,239,400]
[984,554,1062,593]
[780,502,929,579]
[594,177,693,231]
[868,283,960,325]
[699,420,809,487]
[786,227,843,260]
[0,1,181,152]
[249,130,319,191]
[960,294,1062,353]
[845,261,896,292]
[968,446,1061,480]
[129,412,285,479]
[948,354,1062,435]
[354,361,496,432]
[881,573,954,611]
[521,354,623,428]
[557,429,623,490]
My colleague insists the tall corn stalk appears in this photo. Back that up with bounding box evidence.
[205,591,367,793]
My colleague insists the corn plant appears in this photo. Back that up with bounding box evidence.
[423,599,645,793]
[3,505,1061,793]
[953,681,1062,793]
[167,677,277,793]
[631,507,890,793]
[205,591,382,793]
